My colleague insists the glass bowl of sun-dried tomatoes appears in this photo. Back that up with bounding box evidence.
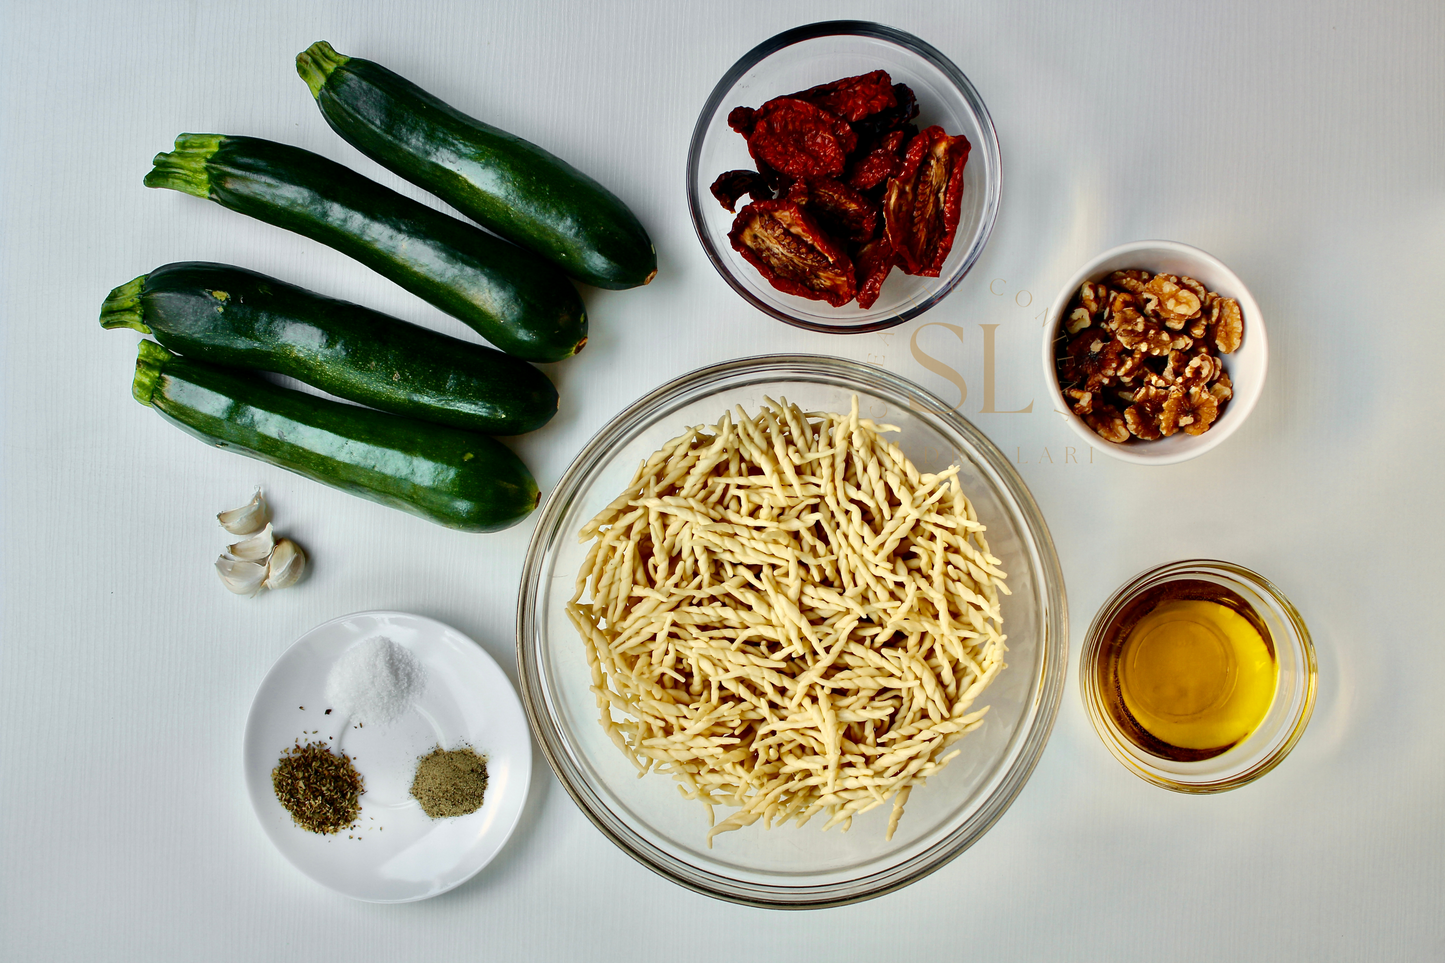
[687,21,1002,334]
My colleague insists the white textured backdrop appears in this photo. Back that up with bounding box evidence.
[2,0,1442,959]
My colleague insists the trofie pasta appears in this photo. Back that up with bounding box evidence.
[567,396,1008,845]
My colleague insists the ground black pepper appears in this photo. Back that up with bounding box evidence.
[410,747,488,819]
[272,741,364,834]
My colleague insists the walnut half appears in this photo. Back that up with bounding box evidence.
[1124,385,1169,440]
[1160,386,1220,436]
[1209,297,1244,354]
[1084,404,1130,444]
[1141,273,1203,330]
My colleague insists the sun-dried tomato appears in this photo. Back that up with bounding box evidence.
[787,70,897,124]
[754,157,792,194]
[845,129,909,192]
[746,98,857,180]
[853,84,919,140]
[853,236,895,309]
[728,200,856,307]
[727,106,757,136]
[710,169,774,213]
[882,126,971,277]
[786,178,877,243]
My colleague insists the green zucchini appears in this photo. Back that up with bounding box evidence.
[297,41,657,290]
[144,134,586,363]
[132,340,539,532]
[103,262,557,435]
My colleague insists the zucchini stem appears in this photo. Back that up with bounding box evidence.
[100,275,152,332]
[296,41,349,99]
[132,340,173,406]
[144,133,224,198]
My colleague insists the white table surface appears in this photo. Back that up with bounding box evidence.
[3,0,1443,959]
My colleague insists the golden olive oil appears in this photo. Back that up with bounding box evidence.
[1098,579,1276,761]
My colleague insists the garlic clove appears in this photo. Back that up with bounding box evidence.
[227,523,275,561]
[216,555,268,596]
[264,538,307,590]
[218,490,270,536]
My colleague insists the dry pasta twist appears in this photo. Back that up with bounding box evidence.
[568,396,1008,845]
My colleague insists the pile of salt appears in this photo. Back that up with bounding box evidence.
[325,636,425,726]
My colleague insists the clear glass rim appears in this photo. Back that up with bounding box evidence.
[685,20,1003,335]
[516,355,1067,908]
[1078,559,1317,793]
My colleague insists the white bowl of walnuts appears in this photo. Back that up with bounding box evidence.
[1041,239,1267,466]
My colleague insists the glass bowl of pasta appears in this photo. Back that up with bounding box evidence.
[517,355,1066,907]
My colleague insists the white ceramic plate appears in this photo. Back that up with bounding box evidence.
[243,611,531,902]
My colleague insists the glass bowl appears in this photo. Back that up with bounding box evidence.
[1079,560,1316,792]
[516,356,1066,907]
[686,22,1002,334]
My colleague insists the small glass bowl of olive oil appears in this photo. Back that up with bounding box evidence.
[1080,560,1315,792]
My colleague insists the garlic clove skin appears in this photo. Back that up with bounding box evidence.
[264,538,307,590]
[227,523,275,561]
[216,555,268,596]
[218,490,270,536]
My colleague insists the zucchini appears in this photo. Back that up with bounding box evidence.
[102,262,558,435]
[297,41,657,290]
[131,340,539,532]
[144,134,586,363]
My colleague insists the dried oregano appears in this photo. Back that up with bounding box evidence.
[272,741,363,834]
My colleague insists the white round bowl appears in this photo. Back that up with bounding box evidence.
[1040,240,1267,465]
